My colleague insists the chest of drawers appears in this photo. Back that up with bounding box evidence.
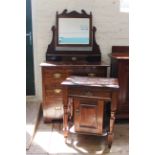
[40,61,109,123]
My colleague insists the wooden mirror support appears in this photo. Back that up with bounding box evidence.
[46,9,101,62]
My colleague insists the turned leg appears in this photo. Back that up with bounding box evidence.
[105,92,117,150]
[63,106,69,139]
[107,111,115,149]
[104,111,115,153]
[62,86,69,142]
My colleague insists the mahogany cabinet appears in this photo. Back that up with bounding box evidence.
[110,46,129,119]
[40,61,109,123]
[61,76,119,149]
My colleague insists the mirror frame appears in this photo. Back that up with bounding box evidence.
[55,9,92,48]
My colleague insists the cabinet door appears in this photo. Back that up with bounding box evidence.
[74,98,104,135]
[117,60,129,117]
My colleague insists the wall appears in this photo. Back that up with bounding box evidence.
[31,0,129,100]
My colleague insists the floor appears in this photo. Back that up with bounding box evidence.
[26,101,41,149]
[26,116,129,155]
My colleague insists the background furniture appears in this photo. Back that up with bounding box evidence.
[40,62,109,122]
[110,46,129,119]
[61,76,119,149]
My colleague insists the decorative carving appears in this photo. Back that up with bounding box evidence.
[62,9,67,15]
[57,9,91,17]
[46,9,101,62]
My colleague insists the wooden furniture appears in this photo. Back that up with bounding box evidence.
[41,10,110,122]
[46,9,101,62]
[40,62,109,123]
[110,46,129,119]
[61,76,119,149]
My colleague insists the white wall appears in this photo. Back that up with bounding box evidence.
[31,0,129,100]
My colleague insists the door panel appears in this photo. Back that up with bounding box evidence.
[79,103,97,128]
[74,98,104,134]
[117,60,129,113]
[26,0,35,95]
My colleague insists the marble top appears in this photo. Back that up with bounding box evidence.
[61,76,119,89]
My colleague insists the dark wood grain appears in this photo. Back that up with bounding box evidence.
[61,76,119,150]
[46,9,101,62]
[41,62,109,122]
[73,98,104,135]
[110,46,129,119]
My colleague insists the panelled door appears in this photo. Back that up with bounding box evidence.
[26,0,35,95]
[74,98,104,135]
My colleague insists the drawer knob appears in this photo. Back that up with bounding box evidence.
[71,57,77,61]
[53,73,61,78]
[55,106,61,110]
[88,73,96,77]
[75,109,79,113]
[54,89,62,94]
[85,91,93,96]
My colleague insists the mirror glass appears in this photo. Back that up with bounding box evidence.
[58,18,90,45]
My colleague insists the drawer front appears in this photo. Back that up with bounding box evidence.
[45,87,63,98]
[70,66,107,77]
[44,101,63,119]
[44,86,63,108]
[69,87,111,100]
[43,68,68,83]
[44,97,63,108]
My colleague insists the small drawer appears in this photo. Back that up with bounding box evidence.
[43,102,63,119]
[87,73,96,77]
[43,74,67,85]
[44,97,63,106]
[45,87,63,97]
[69,87,111,100]
[71,66,107,77]
[43,68,67,80]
